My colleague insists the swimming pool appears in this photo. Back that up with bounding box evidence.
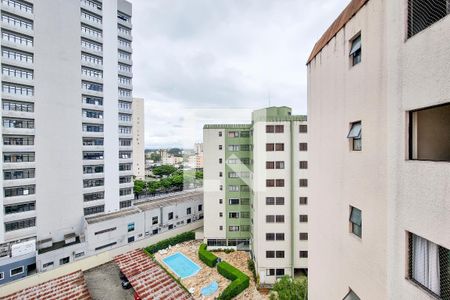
[162,252,201,279]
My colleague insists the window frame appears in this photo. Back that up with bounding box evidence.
[349,206,362,238]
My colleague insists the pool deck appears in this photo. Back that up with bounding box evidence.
[154,240,268,300]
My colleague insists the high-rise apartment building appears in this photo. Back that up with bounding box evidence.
[0,0,134,284]
[307,0,449,299]
[203,107,309,285]
[132,97,145,179]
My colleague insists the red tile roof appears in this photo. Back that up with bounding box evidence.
[114,249,193,300]
[307,0,369,64]
[2,270,91,300]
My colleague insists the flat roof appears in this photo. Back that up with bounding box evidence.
[85,207,140,224]
[114,249,193,300]
[2,270,91,300]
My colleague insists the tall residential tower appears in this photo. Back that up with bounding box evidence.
[203,107,309,285]
[0,0,134,283]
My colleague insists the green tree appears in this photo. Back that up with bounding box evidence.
[149,152,161,162]
[195,171,203,179]
[270,276,307,300]
[160,178,172,189]
[134,180,146,195]
[171,174,184,187]
[147,180,161,193]
[152,165,177,176]
[168,148,182,157]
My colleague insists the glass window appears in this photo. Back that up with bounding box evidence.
[127,222,135,232]
[348,121,362,151]
[343,289,361,300]
[350,34,361,66]
[349,206,362,237]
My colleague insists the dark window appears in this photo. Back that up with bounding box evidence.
[409,104,450,162]
[219,145,222,150]
[219,158,222,164]
[299,215,308,223]
[275,143,284,151]
[266,269,275,276]
[4,202,35,214]
[266,233,275,241]
[266,161,275,169]
[266,215,275,223]
[266,143,274,151]
[276,233,285,241]
[229,198,239,205]
[348,121,362,151]
[275,215,285,223]
[84,205,104,216]
[186,207,191,215]
[275,197,285,205]
[219,199,223,204]
[276,251,285,258]
[299,179,308,187]
[299,197,308,205]
[276,269,285,276]
[350,206,362,237]
[343,290,361,300]
[275,161,284,169]
[266,179,275,187]
[95,227,116,235]
[266,197,275,205]
[198,204,202,211]
[266,251,275,258]
[350,34,361,66]
[275,179,284,187]
[299,161,308,169]
[95,242,117,251]
[299,233,308,240]
[60,257,70,265]
[128,236,135,243]
[152,216,158,225]
[407,0,449,38]
[299,251,308,258]
[299,124,307,133]
[10,266,24,276]
[275,125,284,133]
[218,131,222,137]
[266,125,274,133]
[299,143,308,151]
[168,212,174,220]
[5,217,35,232]
[120,200,131,208]
[127,222,135,232]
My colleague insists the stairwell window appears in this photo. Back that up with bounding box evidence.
[408,233,450,299]
[349,206,362,238]
[350,34,361,66]
[348,121,362,151]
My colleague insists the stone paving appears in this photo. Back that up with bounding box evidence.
[154,240,269,300]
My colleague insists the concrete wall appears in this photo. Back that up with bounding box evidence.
[0,220,202,297]
[132,98,145,179]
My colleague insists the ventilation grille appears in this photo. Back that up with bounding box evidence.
[408,0,450,38]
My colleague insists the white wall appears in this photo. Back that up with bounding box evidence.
[132,98,145,179]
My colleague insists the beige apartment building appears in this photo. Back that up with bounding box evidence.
[203,107,309,285]
[307,0,449,299]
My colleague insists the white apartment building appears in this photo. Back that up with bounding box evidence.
[203,107,309,285]
[307,0,450,299]
[0,0,134,284]
[132,97,145,179]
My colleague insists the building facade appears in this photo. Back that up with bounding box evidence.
[0,0,134,284]
[203,107,309,285]
[307,0,450,299]
[132,97,145,179]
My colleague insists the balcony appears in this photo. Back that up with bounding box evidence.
[1,0,33,18]
[80,0,102,16]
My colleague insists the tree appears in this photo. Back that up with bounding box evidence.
[134,180,146,195]
[147,180,161,194]
[149,152,161,162]
[152,165,177,176]
[270,276,307,300]
[195,171,203,179]
[171,174,184,187]
[168,148,182,157]
[160,178,172,189]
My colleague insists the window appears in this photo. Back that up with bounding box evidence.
[276,269,285,276]
[266,251,275,258]
[2,0,33,14]
[60,257,70,265]
[229,226,239,232]
[299,161,308,169]
[266,143,274,151]
[266,125,274,133]
[348,121,362,151]
[128,236,135,243]
[84,205,104,216]
[275,215,285,223]
[219,158,223,164]
[95,242,117,251]
[219,226,223,231]
[266,233,275,241]
[266,179,274,187]
[275,143,284,151]
[408,233,450,298]
[186,207,191,215]
[4,217,35,232]
[168,212,174,220]
[240,131,250,137]
[299,215,308,223]
[4,152,35,163]
[266,197,275,205]
[276,251,285,258]
[266,215,275,223]
[229,212,239,219]
[4,185,35,197]
[4,169,35,180]
[229,198,239,205]
[407,0,449,38]
[2,30,33,47]
[266,269,275,276]
[198,204,202,211]
[275,125,284,133]
[228,131,239,138]
[299,124,307,133]
[299,233,308,240]
[219,199,223,204]
[299,179,308,187]
[299,251,308,258]
[3,100,33,112]
[84,192,104,202]
[219,145,222,150]
[276,179,284,187]
[299,143,308,151]
[349,206,362,237]
[219,212,223,217]
[127,223,135,232]
[275,197,284,205]
[275,161,285,169]
[343,290,361,300]
[350,34,361,66]
[228,145,240,151]
[218,131,222,137]
[4,202,35,214]
[266,161,275,169]
[152,216,158,225]
[299,197,308,205]
[42,262,53,268]
[120,200,131,208]
[94,227,116,235]
[409,104,450,161]
[10,266,24,276]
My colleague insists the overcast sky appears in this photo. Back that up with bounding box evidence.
[130,0,348,148]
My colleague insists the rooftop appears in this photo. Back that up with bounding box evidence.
[2,270,91,300]
[307,0,369,64]
[85,207,141,225]
[203,124,252,129]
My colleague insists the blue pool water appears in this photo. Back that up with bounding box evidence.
[162,252,201,279]
[201,281,219,296]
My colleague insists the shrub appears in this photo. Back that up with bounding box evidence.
[270,276,308,300]
[217,261,250,300]
[198,243,218,267]
[144,231,195,254]
[247,259,257,283]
